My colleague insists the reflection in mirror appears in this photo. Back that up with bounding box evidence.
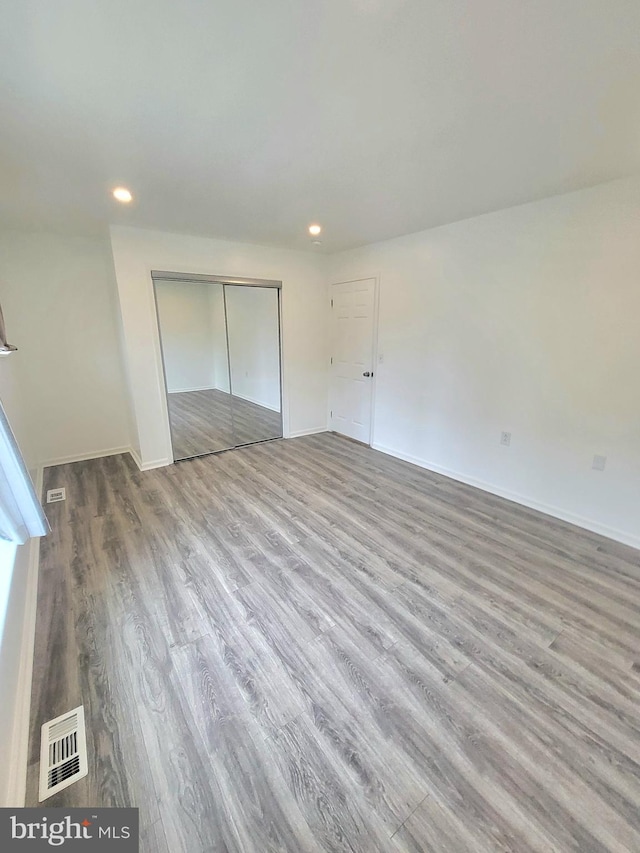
[154,276,283,461]
[154,280,233,460]
[225,285,282,446]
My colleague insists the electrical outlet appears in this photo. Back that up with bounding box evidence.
[592,455,606,471]
[46,487,66,503]
[500,431,511,447]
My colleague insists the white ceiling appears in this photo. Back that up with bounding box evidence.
[1,0,639,253]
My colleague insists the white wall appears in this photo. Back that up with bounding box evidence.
[109,226,328,468]
[0,354,40,806]
[0,230,131,465]
[226,285,281,411]
[0,231,132,801]
[0,537,34,807]
[329,177,640,548]
[155,280,217,393]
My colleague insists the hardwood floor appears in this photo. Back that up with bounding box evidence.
[167,388,282,459]
[28,433,640,851]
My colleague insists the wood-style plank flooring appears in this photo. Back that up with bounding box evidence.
[28,433,640,851]
[168,388,282,459]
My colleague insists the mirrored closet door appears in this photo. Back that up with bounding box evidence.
[153,272,282,461]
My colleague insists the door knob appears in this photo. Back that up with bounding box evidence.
[362,371,373,377]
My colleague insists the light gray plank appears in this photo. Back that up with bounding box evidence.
[27,433,640,852]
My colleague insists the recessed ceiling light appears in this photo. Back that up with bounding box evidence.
[112,187,133,203]
[308,223,322,236]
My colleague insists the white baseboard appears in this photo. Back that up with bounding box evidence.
[6,466,44,807]
[41,446,130,469]
[168,387,279,412]
[128,448,172,471]
[232,391,280,413]
[167,385,217,394]
[288,427,329,439]
[139,458,172,471]
[372,442,640,551]
[128,448,143,470]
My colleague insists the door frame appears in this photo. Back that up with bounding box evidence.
[328,276,380,446]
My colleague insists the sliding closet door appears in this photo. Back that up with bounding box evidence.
[224,285,283,446]
[154,279,233,460]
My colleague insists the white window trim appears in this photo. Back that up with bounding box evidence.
[0,402,47,544]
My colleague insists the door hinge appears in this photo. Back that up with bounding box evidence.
[331,299,333,307]
[330,410,333,417]
[330,356,333,365]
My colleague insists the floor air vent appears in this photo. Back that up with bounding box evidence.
[39,705,88,801]
[46,487,66,503]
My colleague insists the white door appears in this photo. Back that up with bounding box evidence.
[330,278,376,443]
